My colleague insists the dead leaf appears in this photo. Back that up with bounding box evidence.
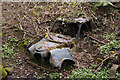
[109,64,119,78]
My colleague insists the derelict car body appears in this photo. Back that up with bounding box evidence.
[28,17,92,69]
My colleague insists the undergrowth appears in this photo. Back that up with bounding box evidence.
[99,40,120,54]
[69,67,110,78]
[1,37,19,58]
[43,67,110,79]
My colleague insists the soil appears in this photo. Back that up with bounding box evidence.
[1,2,120,79]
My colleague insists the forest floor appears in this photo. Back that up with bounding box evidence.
[1,2,120,79]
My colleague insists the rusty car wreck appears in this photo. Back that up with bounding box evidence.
[28,17,93,69]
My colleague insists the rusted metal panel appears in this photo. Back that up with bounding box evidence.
[28,38,59,56]
[28,33,75,68]
[73,17,92,23]
[49,48,75,68]
[57,17,92,23]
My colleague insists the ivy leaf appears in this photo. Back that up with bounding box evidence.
[103,2,108,6]
[108,2,113,6]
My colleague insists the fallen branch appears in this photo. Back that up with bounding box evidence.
[25,59,58,72]
[95,51,120,72]
[85,32,107,45]
[112,4,120,9]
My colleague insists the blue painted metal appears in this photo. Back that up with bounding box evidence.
[28,17,91,68]
[28,33,75,68]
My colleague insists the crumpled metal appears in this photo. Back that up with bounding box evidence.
[57,17,91,23]
[28,33,75,68]
[49,48,75,68]
[28,17,92,69]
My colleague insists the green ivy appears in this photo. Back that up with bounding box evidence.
[46,73,64,79]
[45,67,110,79]
[69,67,110,78]
[8,37,19,42]
[93,1,113,7]
[1,43,14,58]
[103,34,116,39]
[99,40,120,54]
